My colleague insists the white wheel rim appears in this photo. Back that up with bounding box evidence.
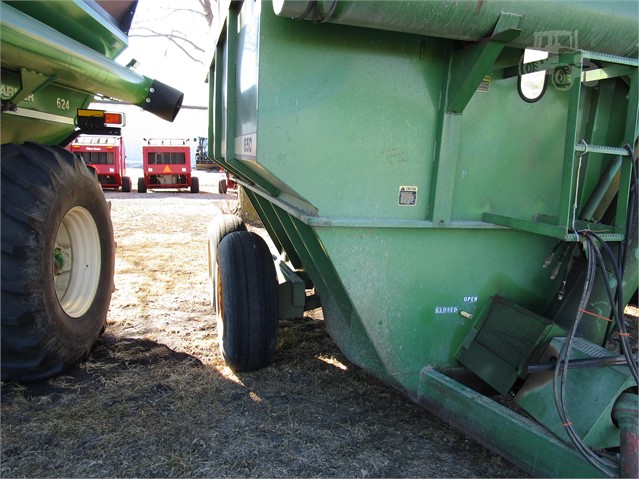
[216,263,225,347]
[208,240,215,307]
[53,206,101,318]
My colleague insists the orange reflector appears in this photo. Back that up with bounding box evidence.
[76,109,125,127]
[163,165,172,173]
[104,112,124,126]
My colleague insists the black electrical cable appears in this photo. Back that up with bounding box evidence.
[541,142,639,475]
[548,141,637,476]
[553,236,619,476]
[603,143,638,344]
[588,232,638,381]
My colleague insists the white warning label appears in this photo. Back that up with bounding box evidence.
[398,186,418,206]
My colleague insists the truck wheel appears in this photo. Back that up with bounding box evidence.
[216,231,278,372]
[207,215,246,308]
[122,176,132,192]
[218,178,227,194]
[137,177,147,193]
[1,143,115,382]
[191,176,200,193]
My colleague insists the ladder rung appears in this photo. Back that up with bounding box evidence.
[574,144,631,156]
[582,51,639,67]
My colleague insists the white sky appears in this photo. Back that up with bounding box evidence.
[93,0,215,166]
[116,0,215,107]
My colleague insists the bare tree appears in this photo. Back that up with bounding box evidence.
[129,0,214,64]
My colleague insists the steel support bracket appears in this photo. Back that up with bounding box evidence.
[446,12,522,113]
[2,68,56,112]
[274,254,307,320]
[418,367,605,477]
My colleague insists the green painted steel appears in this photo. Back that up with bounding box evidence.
[210,1,639,475]
[457,296,566,395]
[515,337,636,449]
[1,1,183,145]
[1,69,92,145]
[5,0,130,59]
[273,0,639,58]
[418,368,605,478]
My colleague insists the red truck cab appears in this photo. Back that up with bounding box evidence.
[68,135,131,191]
[138,138,199,193]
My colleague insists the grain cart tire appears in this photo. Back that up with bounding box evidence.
[1,143,115,382]
[191,176,200,194]
[137,177,147,193]
[122,176,132,192]
[207,215,246,308]
[218,178,227,194]
[216,231,278,372]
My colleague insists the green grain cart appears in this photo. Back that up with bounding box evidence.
[1,0,183,382]
[207,1,639,476]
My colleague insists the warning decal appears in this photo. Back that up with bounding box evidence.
[398,186,418,206]
[163,165,172,173]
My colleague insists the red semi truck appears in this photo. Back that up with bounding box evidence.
[68,134,131,192]
[138,138,199,193]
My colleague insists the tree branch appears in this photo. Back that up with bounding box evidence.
[130,26,206,57]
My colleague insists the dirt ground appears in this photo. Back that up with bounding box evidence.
[1,169,635,477]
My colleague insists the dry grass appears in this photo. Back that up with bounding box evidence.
[2,317,524,478]
[1,172,634,478]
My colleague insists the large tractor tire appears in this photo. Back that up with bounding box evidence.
[216,231,278,372]
[207,215,246,308]
[1,143,115,382]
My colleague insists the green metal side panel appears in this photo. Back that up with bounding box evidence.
[315,226,560,392]
[1,69,92,145]
[218,0,639,395]
[213,2,639,475]
[452,79,567,222]
[256,11,443,220]
[5,0,129,59]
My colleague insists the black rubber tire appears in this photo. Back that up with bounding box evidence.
[218,178,227,194]
[191,176,199,194]
[121,176,132,192]
[137,177,147,193]
[207,215,246,308]
[216,231,278,372]
[1,143,115,382]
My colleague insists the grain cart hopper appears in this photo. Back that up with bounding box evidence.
[207,0,639,475]
[138,138,199,193]
[1,0,183,382]
[68,135,132,192]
